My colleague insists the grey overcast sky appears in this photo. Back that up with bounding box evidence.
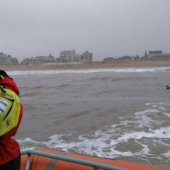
[0,0,170,61]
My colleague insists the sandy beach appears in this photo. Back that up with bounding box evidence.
[1,59,170,71]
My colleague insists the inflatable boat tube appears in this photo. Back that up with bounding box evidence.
[21,147,169,170]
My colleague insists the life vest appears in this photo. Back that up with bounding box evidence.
[0,88,21,136]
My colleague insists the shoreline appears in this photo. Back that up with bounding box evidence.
[1,60,170,71]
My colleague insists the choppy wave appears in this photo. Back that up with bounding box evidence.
[19,126,170,166]
[16,70,170,167]
[8,67,170,76]
[19,102,170,167]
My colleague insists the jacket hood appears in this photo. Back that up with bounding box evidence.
[0,73,19,96]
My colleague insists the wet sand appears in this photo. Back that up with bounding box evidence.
[1,59,170,71]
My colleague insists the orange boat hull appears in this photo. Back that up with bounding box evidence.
[21,147,169,170]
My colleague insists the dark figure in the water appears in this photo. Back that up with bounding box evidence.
[166,85,170,90]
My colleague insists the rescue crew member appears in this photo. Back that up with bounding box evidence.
[0,70,23,170]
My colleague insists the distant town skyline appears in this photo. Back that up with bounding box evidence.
[0,0,170,61]
[1,48,169,63]
[1,49,170,65]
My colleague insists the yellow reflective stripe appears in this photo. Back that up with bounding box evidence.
[0,99,8,107]
[0,97,12,117]
[0,100,6,113]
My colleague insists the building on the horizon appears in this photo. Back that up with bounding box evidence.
[143,50,170,60]
[103,55,140,62]
[59,49,77,62]
[103,57,116,62]
[20,50,93,64]
[80,51,93,62]
[147,50,163,59]
[59,50,93,63]
[0,52,18,65]
[20,54,55,64]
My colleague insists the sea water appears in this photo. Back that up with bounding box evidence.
[8,67,170,168]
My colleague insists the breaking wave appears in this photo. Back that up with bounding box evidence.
[19,102,170,167]
[8,67,170,76]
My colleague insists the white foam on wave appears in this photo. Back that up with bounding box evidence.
[8,67,170,76]
[19,124,170,159]
[117,127,170,142]
[18,101,170,160]
[163,151,170,157]
[163,112,170,117]
[134,109,160,124]
[145,102,170,118]
[119,107,163,130]
[146,102,170,106]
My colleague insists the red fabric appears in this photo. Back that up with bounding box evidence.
[0,77,19,96]
[0,104,23,165]
[0,76,23,165]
